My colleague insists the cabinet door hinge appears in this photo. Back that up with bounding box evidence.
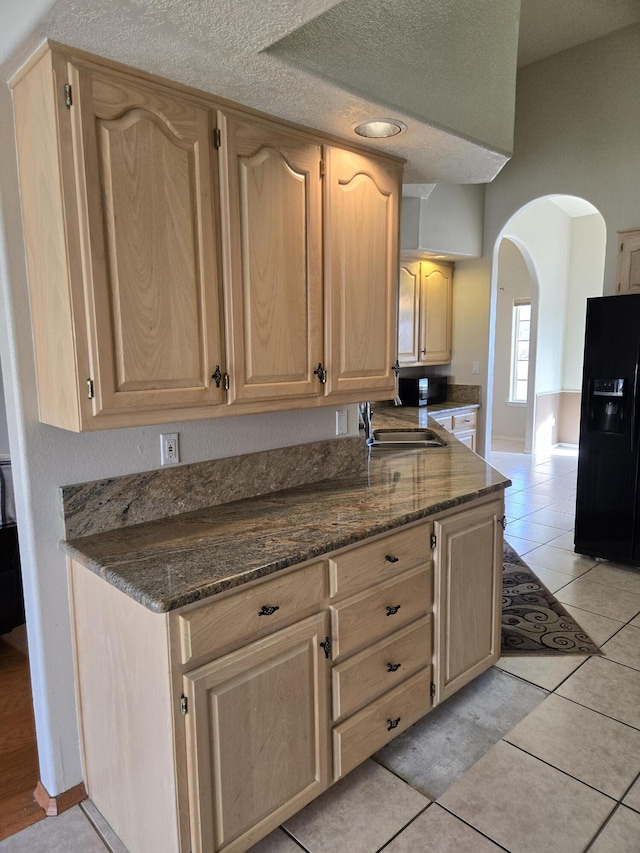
[213,127,221,149]
[319,158,326,178]
[223,373,230,391]
[86,378,95,400]
[430,532,437,550]
[63,83,72,109]
[430,682,436,698]
[180,694,188,716]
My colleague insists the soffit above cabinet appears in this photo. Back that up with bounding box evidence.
[401,186,485,261]
[5,0,517,184]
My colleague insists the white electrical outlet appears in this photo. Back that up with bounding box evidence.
[336,409,348,436]
[472,361,480,375]
[160,433,179,466]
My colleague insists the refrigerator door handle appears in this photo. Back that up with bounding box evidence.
[632,342,640,452]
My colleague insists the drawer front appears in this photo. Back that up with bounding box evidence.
[333,667,432,779]
[178,561,327,664]
[453,410,477,430]
[432,415,453,431]
[329,523,430,599]
[331,564,431,659]
[332,615,432,721]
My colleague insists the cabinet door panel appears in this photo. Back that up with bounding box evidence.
[220,113,323,403]
[398,263,421,364]
[434,500,502,703]
[71,64,224,415]
[325,148,400,398]
[183,613,329,853]
[421,261,452,365]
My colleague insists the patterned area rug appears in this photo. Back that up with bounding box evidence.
[502,542,601,655]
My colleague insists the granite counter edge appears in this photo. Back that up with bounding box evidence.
[61,480,510,614]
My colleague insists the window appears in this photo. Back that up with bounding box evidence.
[510,300,531,402]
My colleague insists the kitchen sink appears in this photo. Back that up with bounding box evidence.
[366,428,447,448]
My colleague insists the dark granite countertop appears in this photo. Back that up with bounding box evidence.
[62,427,510,614]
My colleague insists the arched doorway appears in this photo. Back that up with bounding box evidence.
[487,195,606,457]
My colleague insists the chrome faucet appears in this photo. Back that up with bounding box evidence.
[358,402,373,441]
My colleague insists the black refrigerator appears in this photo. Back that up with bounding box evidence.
[575,294,640,565]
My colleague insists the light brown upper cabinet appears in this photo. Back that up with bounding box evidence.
[324,148,400,399]
[616,229,640,294]
[12,50,226,431]
[11,44,402,430]
[218,112,324,405]
[397,260,453,366]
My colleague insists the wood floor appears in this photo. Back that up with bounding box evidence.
[0,625,44,841]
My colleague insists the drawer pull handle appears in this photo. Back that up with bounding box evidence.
[387,662,402,673]
[387,717,401,731]
[385,555,399,563]
[386,605,401,616]
[258,605,280,616]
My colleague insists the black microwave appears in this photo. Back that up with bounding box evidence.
[398,376,447,407]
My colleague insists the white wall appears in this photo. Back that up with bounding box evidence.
[503,200,572,395]
[0,76,354,796]
[563,215,607,390]
[450,24,640,455]
[491,239,531,441]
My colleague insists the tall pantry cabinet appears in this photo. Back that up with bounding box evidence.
[11,44,402,431]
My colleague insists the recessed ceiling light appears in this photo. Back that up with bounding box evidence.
[353,119,406,139]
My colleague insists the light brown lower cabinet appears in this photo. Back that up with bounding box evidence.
[431,408,478,453]
[182,613,330,853]
[68,493,503,853]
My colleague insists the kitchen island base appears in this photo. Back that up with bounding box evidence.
[68,492,504,853]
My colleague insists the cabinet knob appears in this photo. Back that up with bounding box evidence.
[386,662,402,673]
[386,605,401,616]
[258,605,280,616]
[387,717,401,731]
[385,555,399,563]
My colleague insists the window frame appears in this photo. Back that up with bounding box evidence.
[509,299,531,404]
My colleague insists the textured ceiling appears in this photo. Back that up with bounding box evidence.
[2,0,515,184]
[3,0,640,187]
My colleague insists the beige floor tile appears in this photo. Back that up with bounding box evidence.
[547,530,575,551]
[582,563,640,596]
[631,614,640,628]
[622,777,640,813]
[384,804,503,852]
[505,491,554,509]
[588,806,640,853]
[283,759,428,853]
[556,657,640,730]
[522,483,576,499]
[547,498,580,514]
[521,544,597,576]
[561,605,625,646]
[248,828,304,852]
[505,505,534,521]
[602,625,640,671]
[555,577,640,622]
[504,694,640,798]
[505,519,568,544]
[504,533,538,555]
[494,654,587,690]
[0,807,106,853]
[520,507,575,530]
[438,741,614,853]
[525,564,576,593]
